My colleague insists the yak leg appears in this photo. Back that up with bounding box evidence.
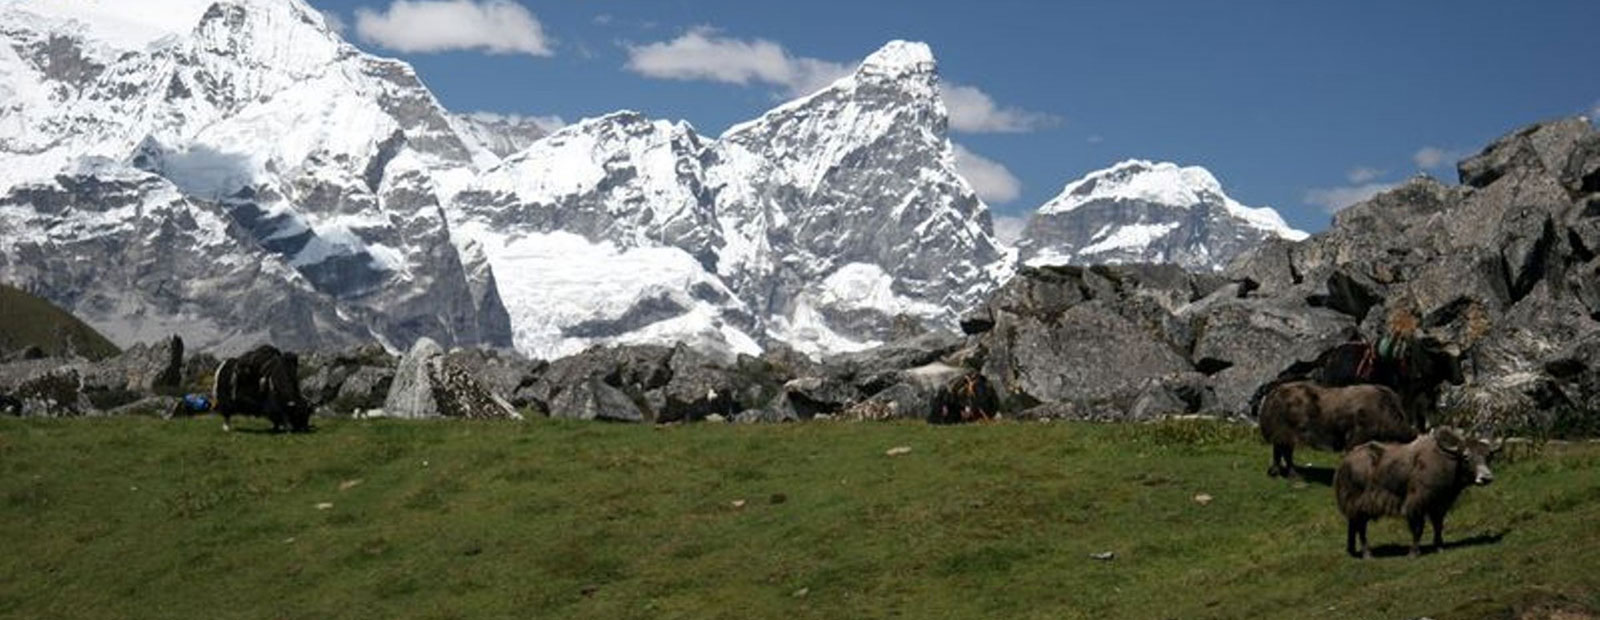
[1350,518,1371,559]
[1346,519,1361,558]
[1429,511,1447,552]
[1407,514,1427,557]
[1280,444,1300,479]
[219,408,233,432]
[1267,444,1283,477]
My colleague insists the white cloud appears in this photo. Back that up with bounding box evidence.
[464,111,567,133]
[355,0,553,56]
[319,9,347,35]
[1086,135,1104,144]
[952,143,1021,204]
[624,28,849,96]
[1303,182,1399,213]
[1413,146,1463,170]
[991,215,1028,246]
[1590,100,1600,119]
[593,14,613,26]
[940,84,1059,133]
[624,30,1057,133]
[1346,166,1384,184]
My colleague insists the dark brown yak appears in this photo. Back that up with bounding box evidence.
[1255,380,1417,478]
[213,345,310,432]
[1335,427,1499,558]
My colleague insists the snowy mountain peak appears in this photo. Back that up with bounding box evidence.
[1018,159,1306,272]
[857,40,937,79]
[1043,159,1224,214]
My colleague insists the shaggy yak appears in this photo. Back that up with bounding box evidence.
[927,371,1000,424]
[1312,336,1464,431]
[212,345,310,432]
[1255,380,1418,478]
[1335,427,1500,558]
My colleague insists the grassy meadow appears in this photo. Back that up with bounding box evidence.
[1,416,1597,619]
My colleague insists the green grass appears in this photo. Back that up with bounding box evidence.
[0,283,119,360]
[1,417,1597,620]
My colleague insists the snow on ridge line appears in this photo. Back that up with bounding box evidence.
[719,39,939,141]
[1036,158,1306,239]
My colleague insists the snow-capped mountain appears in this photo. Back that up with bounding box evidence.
[708,41,1011,355]
[0,0,1011,360]
[448,111,756,360]
[0,0,511,352]
[447,41,1011,359]
[1014,160,1306,271]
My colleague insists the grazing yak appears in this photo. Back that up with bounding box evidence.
[213,345,310,432]
[1335,427,1500,558]
[1312,336,1464,431]
[927,371,1000,424]
[1255,380,1417,478]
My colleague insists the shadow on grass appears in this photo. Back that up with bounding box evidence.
[1292,465,1335,486]
[1364,530,1509,558]
[229,426,317,435]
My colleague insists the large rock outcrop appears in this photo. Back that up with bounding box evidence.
[969,119,1597,425]
[382,338,519,420]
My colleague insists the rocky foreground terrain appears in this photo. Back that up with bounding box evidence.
[2,118,1597,431]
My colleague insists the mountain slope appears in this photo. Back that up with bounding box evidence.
[1016,160,1305,271]
[0,281,119,360]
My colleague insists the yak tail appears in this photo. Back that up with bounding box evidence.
[213,359,236,404]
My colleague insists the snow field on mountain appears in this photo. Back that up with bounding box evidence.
[458,225,758,360]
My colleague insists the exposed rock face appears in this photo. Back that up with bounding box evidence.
[967,264,1230,415]
[11,367,92,416]
[301,345,396,415]
[110,335,184,395]
[1224,117,1600,426]
[382,338,519,420]
[969,119,1597,423]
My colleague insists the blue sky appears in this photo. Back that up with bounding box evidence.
[309,0,1599,234]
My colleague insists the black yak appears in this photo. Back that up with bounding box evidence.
[1335,427,1499,558]
[1312,336,1463,431]
[212,345,310,432]
[1255,381,1417,478]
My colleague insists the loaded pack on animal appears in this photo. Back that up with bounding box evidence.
[1311,309,1464,430]
[212,345,311,432]
[1334,426,1500,558]
[1254,381,1417,478]
[927,371,999,424]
